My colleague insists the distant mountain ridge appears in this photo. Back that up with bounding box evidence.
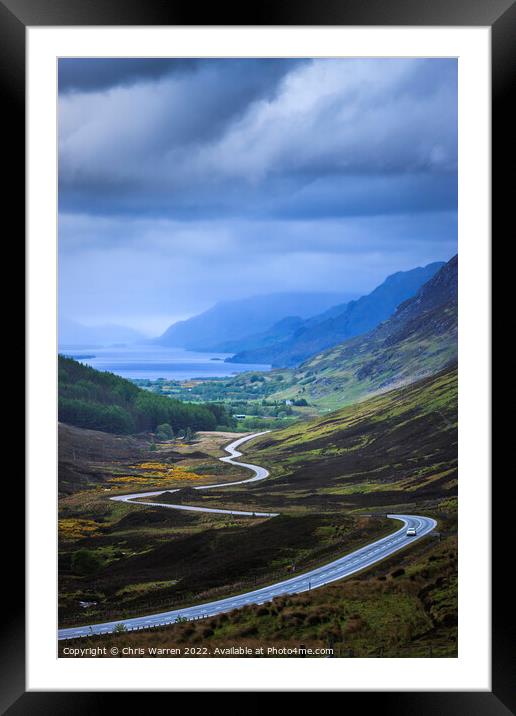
[228,261,445,367]
[273,255,457,408]
[213,315,306,354]
[155,292,355,352]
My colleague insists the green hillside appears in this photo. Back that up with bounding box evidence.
[58,355,233,434]
[271,255,457,409]
[247,365,457,509]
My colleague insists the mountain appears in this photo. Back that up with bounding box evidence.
[228,261,445,367]
[155,292,354,352]
[213,315,305,353]
[272,255,457,409]
[59,317,145,347]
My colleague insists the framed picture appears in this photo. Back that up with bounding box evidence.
[5,0,507,706]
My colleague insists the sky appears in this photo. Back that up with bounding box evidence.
[58,58,457,336]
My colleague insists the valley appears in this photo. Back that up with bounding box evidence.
[55,57,461,667]
[58,256,458,657]
[144,256,457,413]
[58,363,457,656]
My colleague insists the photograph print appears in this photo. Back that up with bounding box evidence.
[57,57,458,658]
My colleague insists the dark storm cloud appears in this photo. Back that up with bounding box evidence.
[58,58,311,216]
[60,171,457,224]
[58,58,200,93]
[59,58,456,222]
[58,57,305,97]
[58,58,457,331]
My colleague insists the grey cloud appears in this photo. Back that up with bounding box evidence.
[59,59,456,222]
[58,58,457,331]
[58,58,304,95]
[59,58,201,93]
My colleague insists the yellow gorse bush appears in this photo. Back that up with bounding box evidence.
[109,465,204,483]
[136,462,171,470]
[108,476,162,485]
[59,518,100,541]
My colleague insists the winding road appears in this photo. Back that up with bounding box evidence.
[108,432,278,517]
[58,432,436,640]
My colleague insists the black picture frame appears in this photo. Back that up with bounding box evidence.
[5,0,507,709]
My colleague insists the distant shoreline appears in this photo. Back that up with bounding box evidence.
[58,344,271,381]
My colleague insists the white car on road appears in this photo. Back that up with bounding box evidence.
[406,527,417,536]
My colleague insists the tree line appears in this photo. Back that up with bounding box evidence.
[58,355,235,435]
